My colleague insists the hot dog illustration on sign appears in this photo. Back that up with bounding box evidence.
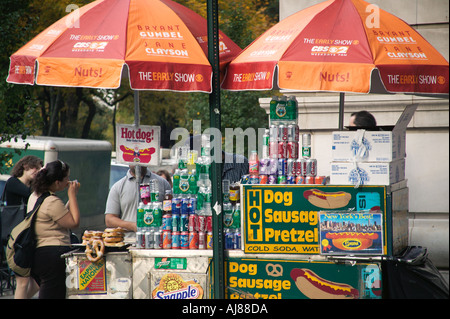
[303,189,351,209]
[290,268,359,299]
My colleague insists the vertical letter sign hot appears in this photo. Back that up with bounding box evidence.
[116,124,161,166]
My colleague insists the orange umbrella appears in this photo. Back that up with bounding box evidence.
[7,0,241,93]
[222,0,449,96]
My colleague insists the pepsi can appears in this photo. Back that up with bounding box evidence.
[171,197,181,215]
[180,231,189,249]
[234,231,241,250]
[181,198,189,214]
[287,175,296,184]
[277,158,287,175]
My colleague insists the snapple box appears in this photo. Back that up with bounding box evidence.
[331,104,417,162]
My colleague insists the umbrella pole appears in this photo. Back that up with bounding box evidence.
[207,0,225,299]
[133,90,141,206]
[339,92,345,130]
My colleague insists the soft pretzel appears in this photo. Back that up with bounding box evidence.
[86,238,105,263]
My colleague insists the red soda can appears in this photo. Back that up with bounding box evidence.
[198,215,206,232]
[305,176,315,184]
[278,141,287,159]
[287,124,299,142]
[296,175,305,184]
[206,215,213,232]
[286,159,295,175]
[306,158,317,177]
[286,141,298,159]
[198,231,206,249]
[259,175,268,184]
[189,214,198,232]
[269,141,278,159]
[278,124,288,141]
[301,158,308,176]
[315,176,325,185]
[162,230,172,249]
[189,231,199,249]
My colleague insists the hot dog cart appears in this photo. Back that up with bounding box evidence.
[63,104,418,299]
[64,180,407,299]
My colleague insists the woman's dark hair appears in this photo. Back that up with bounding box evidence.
[350,110,377,128]
[32,160,70,194]
[11,155,44,178]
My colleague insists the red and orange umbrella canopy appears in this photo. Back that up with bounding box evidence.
[222,0,449,95]
[7,0,241,93]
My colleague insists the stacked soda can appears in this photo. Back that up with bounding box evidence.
[241,122,326,185]
[222,201,242,250]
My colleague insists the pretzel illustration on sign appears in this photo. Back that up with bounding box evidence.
[266,263,283,277]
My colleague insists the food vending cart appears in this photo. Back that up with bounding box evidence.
[63,103,414,299]
[220,181,408,299]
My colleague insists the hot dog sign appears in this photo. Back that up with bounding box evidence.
[116,124,161,166]
[242,185,387,254]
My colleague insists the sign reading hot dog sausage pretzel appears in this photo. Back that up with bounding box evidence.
[242,185,387,254]
[225,258,382,299]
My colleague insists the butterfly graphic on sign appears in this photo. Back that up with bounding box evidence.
[119,145,156,163]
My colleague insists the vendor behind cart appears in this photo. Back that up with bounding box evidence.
[104,165,171,240]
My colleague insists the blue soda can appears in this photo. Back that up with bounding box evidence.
[189,197,196,214]
[268,174,277,184]
[171,197,181,215]
[172,231,180,249]
[181,198,189,214]
[180,214,189,232]
[172,214,180,232]
[241,174,250,184]
[225,230,234,250]
[277,158,287,175]
[234,231,241,250]
[162,214,172,231]
[287,174,296,184]
[249,175,259,184]
[180,231,189,249]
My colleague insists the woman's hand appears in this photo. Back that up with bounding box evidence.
[67,180,80,197]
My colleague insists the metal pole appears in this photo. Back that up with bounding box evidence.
[134,90,141,204]
[339,92,345,130]
[207,0,225,299]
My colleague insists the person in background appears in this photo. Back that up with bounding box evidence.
[222,151,249,184]
[186,134,249,184]
[29,160,80,299]
[156,169,173,188]
[348,110,377,128]
[2,155,43,299]
[104,165,171,240]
